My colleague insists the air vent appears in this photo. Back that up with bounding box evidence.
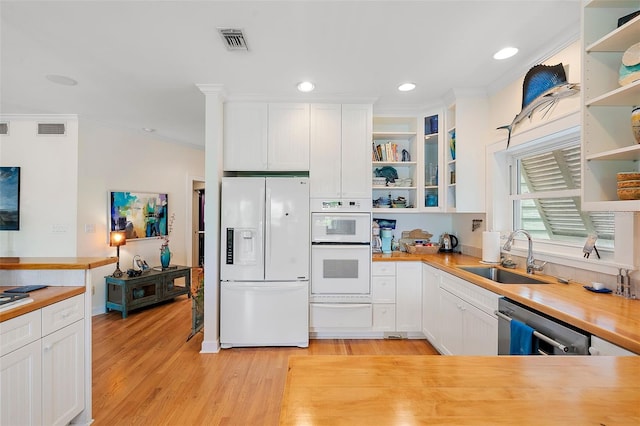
[38,123,66,135]
[0,122,8,135]
[218,28,248,51]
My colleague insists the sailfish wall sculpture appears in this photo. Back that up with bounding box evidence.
[498,63,580,148]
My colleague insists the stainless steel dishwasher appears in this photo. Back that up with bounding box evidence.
[497,297,590,355]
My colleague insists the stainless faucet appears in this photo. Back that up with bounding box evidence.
[503,229,547,274]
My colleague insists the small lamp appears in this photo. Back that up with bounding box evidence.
[109,231,126,278]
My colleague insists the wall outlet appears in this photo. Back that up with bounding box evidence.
[52,224,67,233]
[85,224,96,233]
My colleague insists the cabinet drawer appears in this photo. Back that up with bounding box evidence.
[41,294,84,337]
[372,262,395,276]
[372,303,396,331]
[371,276,396,303]
[0,310,42,357]
[309,303,372,329]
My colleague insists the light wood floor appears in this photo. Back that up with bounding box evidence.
[92,296,439,425]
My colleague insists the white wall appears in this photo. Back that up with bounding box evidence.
[76,120,205,315]
[0,115,79,256]
[488,40,582,146]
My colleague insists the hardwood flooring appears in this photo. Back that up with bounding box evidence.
[92,296,438,425]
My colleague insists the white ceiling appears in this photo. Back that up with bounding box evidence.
[0,0,581,148]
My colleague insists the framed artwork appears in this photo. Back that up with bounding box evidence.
[0,166,20,231]
[109,191,168,240]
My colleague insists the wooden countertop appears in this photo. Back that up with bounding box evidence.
[280,355,640,425]
[0,286,85,322]
[0,257,116,270]
[374,252,640,354]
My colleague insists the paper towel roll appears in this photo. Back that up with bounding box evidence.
[482,231,501,263]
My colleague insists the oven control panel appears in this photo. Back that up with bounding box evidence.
[311,198,372,212]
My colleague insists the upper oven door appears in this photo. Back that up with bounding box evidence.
[311,213,371,243]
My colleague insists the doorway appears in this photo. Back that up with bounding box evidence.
[191,180,205,267]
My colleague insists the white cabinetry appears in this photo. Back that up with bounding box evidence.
[581,1,640,211]
[0,295,85,426]
[310,104,372,198]
[371,262,396,331]
[395,262,422,332]
[590,335,637,356]
[224,102,310,171]
[421,263,440,347]
[372,117,419,211]
[1,310,43,426]
[371,261,422,335]
[443,90,488,212]
[437,272,499,355]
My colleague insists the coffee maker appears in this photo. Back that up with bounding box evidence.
[380,228,393,254]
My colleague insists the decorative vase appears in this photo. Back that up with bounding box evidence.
[632,106,640,144]
[160,245,171,268]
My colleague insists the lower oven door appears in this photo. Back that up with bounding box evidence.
[311,245,370,295]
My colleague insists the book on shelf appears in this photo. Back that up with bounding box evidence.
[373,142,400,162]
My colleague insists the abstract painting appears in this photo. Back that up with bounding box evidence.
[109,191,168,240]
[0,167,20,231]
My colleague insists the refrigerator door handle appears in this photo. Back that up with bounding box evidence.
[265,185,272,270]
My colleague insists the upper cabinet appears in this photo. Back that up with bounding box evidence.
[224,102,310,171]
[443,90,488,213]
[372,116,420,211]
[581,1,640,211]
[371,113,443,212]
[310,104,372,199]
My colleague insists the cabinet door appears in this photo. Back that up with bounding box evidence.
[341,104,372,198]
[438,287,464,355]
[372,276,396,303]
[1,340,42,426]
[268,103,310,170]
[42,320,85,426]
[461,303,498,355]
[372,304,396,331]
[395,262,422,332]
[310,104,342,197]
[421,264,440,346]
[223,102,268,171]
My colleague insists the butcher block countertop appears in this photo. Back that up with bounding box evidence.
[0,256,116,270]
[373,252,640,354]
[0,285,85,322]
[280,355,640,425]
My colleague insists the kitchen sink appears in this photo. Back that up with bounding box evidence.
[458,266,548,284]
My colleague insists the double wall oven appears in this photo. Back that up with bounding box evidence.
[310,199,372,330]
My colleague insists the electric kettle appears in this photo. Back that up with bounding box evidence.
[439,233,459,253]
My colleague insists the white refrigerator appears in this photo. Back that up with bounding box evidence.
[220,177,309,348]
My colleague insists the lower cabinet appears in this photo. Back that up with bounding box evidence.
[590,335,638,356]
[421,264,441,346]
[371,262,422,334]
[437,273,499,355]
[396,262,422,332]
[1,294,85,426]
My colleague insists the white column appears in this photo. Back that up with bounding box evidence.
[197,84,225,353]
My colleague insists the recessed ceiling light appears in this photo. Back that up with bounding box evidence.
[297,81,315,92]
[493,47,519,60]
[398,82,416,92]
[143,128,156,133]
[45,74,78,86]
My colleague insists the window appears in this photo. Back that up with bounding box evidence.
[509,128,614,249]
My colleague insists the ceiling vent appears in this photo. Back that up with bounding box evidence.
[38,123,66,135]
[218,28,248,51]
[0,122,8,135]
